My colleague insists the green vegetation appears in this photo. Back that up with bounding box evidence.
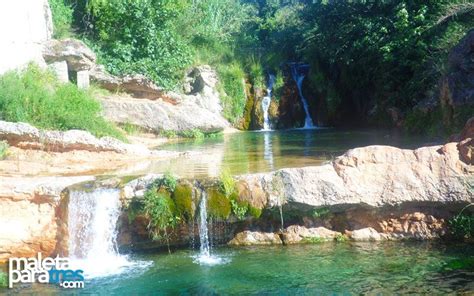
[248,206,263,219]
[335,234,349,243]
[207,187,231,219]
[219,169,236,197]
[0,64,125,141]
[173,183,194,220]
[49,0,73,38]
[230,197,249,221]
[0,271,7,288]
[143,186,179,252]
[302,237,327,244]
[448,204,474,240]
[312,207,330,219]
[0,141,9,160]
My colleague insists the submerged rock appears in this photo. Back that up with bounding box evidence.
[228,231,282,246]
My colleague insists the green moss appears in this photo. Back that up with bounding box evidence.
[248,206,263,219]
[312,207,331,219]
[173,183,194,220]
[207,187,231,219]
[219,169,236,197]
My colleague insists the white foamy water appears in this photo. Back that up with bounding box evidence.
[193,190,229,266]
[68,188,151,278]
[290,63,315,129]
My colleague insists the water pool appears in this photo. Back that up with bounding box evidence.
[13,241,473,295]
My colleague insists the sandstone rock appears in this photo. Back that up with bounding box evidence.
[90,66,167,100]
[43,39,96,71]
[228,231,282,246]
[458,138,473,165]
[0,176,94,262]
[282,225,340,244]
[350,227,387,241]
[239,142,472,209]
[0,120,157,155]
[100,95,229,133]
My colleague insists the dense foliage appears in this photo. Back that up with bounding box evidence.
[0,64,125,140]
[50,0,473,132]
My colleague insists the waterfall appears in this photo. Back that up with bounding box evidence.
[198,190,211,258]
[193,189,227,265]
[290,63,315,128]
[68,188,146,278]
[261,74,276,131]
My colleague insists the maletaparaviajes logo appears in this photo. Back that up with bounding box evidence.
[8,253,84,289]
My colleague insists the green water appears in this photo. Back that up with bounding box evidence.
[14,242,473,295]
[149,129,435,178]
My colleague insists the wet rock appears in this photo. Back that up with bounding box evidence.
[228,231,282,246]
[282,225,340,244]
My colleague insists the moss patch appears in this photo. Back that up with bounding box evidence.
[173,182,194,220]
[248,206,262,219]
[207,187,231,219]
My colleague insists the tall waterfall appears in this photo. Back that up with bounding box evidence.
[261,74,276,131]
[68,188,141,277]
[290,63,315,128]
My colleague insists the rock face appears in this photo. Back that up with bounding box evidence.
[0,176,94,262]
[439,30,474,124]
[0,0,53,74]
[0,120,157,154]
[350,227,387,241]
[228,231,282,246]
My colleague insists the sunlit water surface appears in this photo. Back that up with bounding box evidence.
[128,128,436,178]
[11,241,473,295]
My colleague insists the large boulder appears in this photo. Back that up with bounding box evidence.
[0,0,52,74]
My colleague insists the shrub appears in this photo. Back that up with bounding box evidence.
[0,64,125,141]
[0,141,9,160]
[248,206,263,219]
[230,192,249,220]
[49,0,73,38]
[335,234,349,243]
[217,63,247,124]
[448,204,474,240]
[143,185,179,252]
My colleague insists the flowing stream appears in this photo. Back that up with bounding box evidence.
[290,63,315,128]
[68,188,147,277]
[261,74,276,131]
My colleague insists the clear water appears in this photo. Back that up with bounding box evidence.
[11,242,473,294]
[150,128,436,178]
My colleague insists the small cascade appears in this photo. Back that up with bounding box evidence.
[193,188,228,265]
[68,188,148,277]
[261,74,276,131]
[290,63,315,129]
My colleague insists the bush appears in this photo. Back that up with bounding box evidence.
[248,206,262,219]
[0,141,9,160]
[49,0,73,38]
[0,64,125,141]
[217,63,247,124]
[0,271,7,288]
[448,204,474,240]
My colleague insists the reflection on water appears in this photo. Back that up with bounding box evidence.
[121,129,436,178]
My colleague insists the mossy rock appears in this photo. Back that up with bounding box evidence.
[173,182,194,220]
[207,187,231,220]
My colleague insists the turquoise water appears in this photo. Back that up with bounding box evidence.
[12,241,473,295]
[150,129,435,178]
